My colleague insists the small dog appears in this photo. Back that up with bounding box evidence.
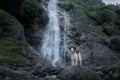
[69,47,82,66]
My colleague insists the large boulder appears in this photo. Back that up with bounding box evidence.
[108,38,120,54]
[0,9,29,66]
[0,9,52,70]
[93,43,120,66]
[0,9,24,40]
[0,66,36,80]
[0,0,48,50]
[57,66,102,80]
[100,65,120,80]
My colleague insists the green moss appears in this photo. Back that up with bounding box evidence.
[59,3,74,11]
[102,65,120,74]
[85,4,112,25]
[81,75,90,80]
[37,0,44,3]
[0,9,23,36]
[0,36,27,66]
[102,25,114,36]
[105,77,120,80]
[115,6,120,15]
[114,16,120,25]
[75,32,81,37]
[96,57,106,62]
[102,65,120,80]
[69,0,116,25]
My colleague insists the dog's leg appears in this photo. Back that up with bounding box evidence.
[75,59,78,65]
[71,59,74,66]
[75,56,78,65]
[78,53,82,65]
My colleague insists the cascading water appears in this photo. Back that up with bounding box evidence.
[41,0,70,66]
[41,0,60,66]
[60,11,71,67]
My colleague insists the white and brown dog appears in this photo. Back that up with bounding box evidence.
[69,47,82,66]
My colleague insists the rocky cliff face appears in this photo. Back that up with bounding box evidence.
[58,0,120,67]
[0,0,120,80]
[0,0,53,80]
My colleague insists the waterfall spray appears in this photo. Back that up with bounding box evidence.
[41,0,70,67]
[41,0,60,66]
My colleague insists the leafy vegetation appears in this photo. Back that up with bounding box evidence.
[59,3,74,11]
[20,0,41,19]
[75,32,81,37]
[102,65,120,80]
[102,25,114,36]
[68,0,120,25]
[0,36,27,66]
[115,6,120,15]
[77,0,112,25]
[85,4,112,25]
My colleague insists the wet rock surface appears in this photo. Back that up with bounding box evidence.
[0,66,36,80]
[57,65,102,80]
[0,0,120,80]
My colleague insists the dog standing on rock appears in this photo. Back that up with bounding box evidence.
[69,47,82,66]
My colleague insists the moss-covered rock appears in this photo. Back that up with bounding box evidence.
[102,65,120,73]
[0,36,27,66]
[58,3,75,11]
[101,65,120,80]
[0,0,48,50]
[0,9,24,40]
[0,9,28,66]
[20,0,41,19]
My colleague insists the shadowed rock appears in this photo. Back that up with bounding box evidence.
[57,65,102,80]
[0,66,36,80]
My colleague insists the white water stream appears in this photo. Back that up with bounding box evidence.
[41,0,60,66]
[41,0,82,67]
[41,0,71,67]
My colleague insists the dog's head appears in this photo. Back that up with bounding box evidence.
[69,47,76,53]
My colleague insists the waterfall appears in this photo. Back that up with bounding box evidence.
[41,0,60,66]
[60,11,70,67]
[41,0,70,67]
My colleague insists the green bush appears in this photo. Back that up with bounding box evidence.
[102,25,114,36]
[114,16,120,25]
[20,0,40,19]
[75,32,81,37]
[102,65,120,80]
[115,6,120,15]
[0,36,27,66]
[71,0,113,25]
[59,3,74,11]
[85,4,112,25]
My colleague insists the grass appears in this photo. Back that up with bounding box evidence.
[0,36,27,66]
